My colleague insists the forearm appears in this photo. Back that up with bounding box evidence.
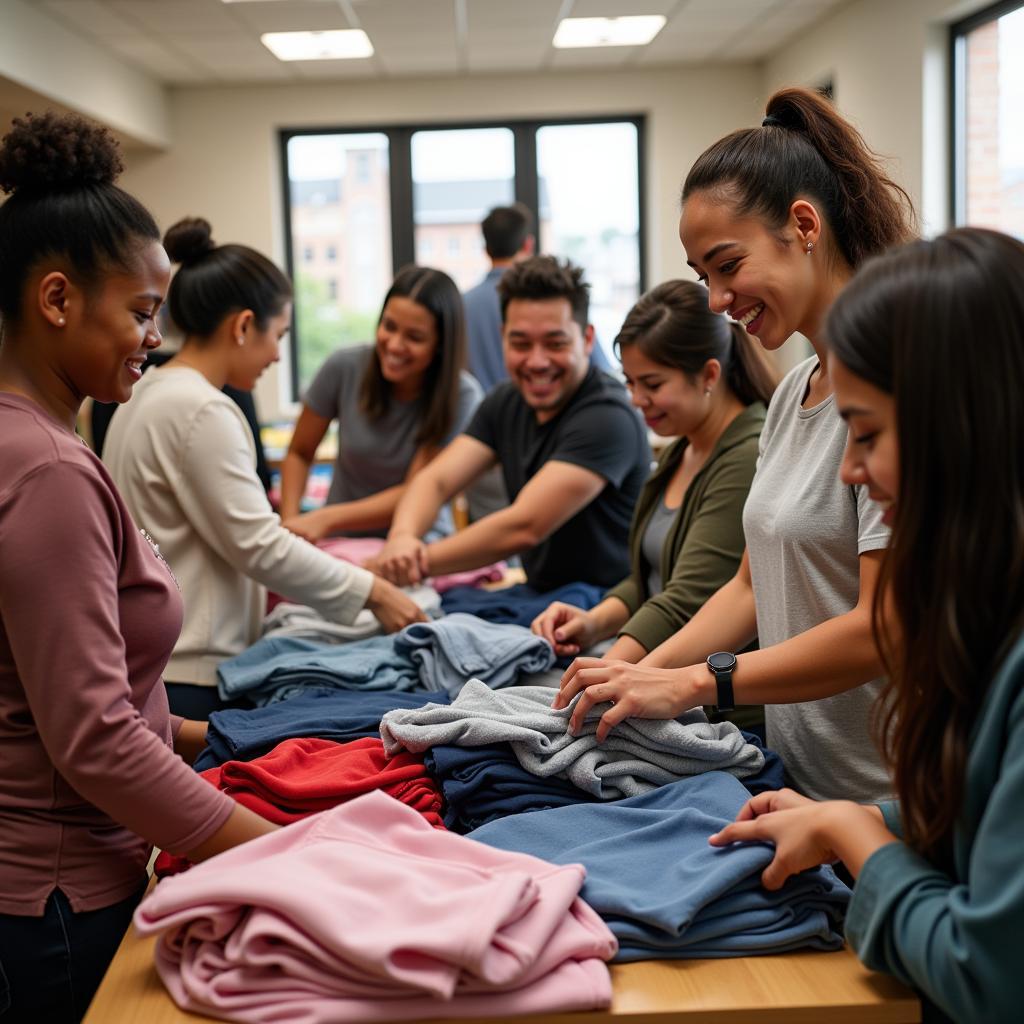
[642,572,757,669]
[821,801,899,880]
[424,507,536,576]
[184,802,279,862]
[681,605,883,706]
[585,596,632,644]
[316,484,406,535]
[279,451,311,519]
[173,719,209,766]
[603,633,649,663]
[389,475,447,540]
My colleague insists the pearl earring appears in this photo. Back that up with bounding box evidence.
[704,388,712,396]
[805,240,814,255]
[57,317,66,326]
[236,336,245,346]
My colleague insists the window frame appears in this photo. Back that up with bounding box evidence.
[950,0,1024,225]
[279,114,647,399]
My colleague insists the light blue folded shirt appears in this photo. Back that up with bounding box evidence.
[468,770,849,960]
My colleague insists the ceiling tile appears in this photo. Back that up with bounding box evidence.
[41,0,127,35]
[225,2,354,33]
[569,0,678,15]
[106,1,241,35]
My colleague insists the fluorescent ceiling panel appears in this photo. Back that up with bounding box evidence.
[553,15,665,48]
[261,29,374,60]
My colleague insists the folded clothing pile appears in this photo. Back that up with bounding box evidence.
[137,791,617,1023]
[262,585,441,644]
[425,728,785,834]
[440,581,605,627]
[382,680,764,799]
[156,736,443,877]
[195,689,451,772]
[218,615,554,705]
[469,770,850,961]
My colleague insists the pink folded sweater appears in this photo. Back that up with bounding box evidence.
[135,790,616,1022]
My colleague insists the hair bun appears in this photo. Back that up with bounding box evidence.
[163,217,216,265]
[0,111,124,196]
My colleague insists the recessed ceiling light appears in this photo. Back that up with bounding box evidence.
[261,30,374,61]
[553,16,666,49]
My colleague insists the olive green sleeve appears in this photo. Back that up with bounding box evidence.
[618,443,755,654]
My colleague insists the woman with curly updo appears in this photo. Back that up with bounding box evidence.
[0,113,277,1022]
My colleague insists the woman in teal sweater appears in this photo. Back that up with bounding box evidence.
[532,281,776,683]
[709,227,1024,1023]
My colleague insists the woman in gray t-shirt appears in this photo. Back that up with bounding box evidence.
[281,266,482,542]
[554,86,916,805]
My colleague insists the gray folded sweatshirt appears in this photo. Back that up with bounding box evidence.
[380,681,764,799]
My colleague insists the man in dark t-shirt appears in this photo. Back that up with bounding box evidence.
[370,256,650,592]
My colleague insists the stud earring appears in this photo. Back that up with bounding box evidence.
[236,336,245,346]
[704,388,712,396]
[57,317,66,326]
[805,240,815,255]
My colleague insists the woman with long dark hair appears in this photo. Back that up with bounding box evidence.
[555,86,916,806]
[280,265,482,543]
[709,227,1024,1023]
[532,280,776,731]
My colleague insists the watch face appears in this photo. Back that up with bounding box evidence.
[708,651,736,672]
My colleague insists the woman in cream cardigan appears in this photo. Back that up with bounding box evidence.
[105,217,424,718]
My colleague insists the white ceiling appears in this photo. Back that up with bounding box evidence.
[38,0,850,85]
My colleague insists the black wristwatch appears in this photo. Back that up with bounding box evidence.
[706,651,737,712]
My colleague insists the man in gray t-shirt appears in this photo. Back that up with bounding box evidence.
[743,355,890,804]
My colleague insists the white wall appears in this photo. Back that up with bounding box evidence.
[763,0,992,236]
[120,66,763,416]
[0,0,169,148]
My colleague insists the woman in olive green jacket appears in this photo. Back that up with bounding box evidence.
[532,281,777,715]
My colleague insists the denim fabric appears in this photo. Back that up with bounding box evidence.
[468,771,849,960]
[382,681,764,799]
[218,617,554,705]
[195,689,452,772]
[0,882,145,1023]
[394,614,553,696]
[217,635,421,704]
[439,582,605,626]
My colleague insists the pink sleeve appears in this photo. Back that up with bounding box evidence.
[0,462,234,854]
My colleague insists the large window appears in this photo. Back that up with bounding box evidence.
[952,1,1024,235]
[281,117,645,396]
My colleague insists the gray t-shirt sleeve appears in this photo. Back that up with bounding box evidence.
[855,481,889,554]
[444,372,485,445]
[302,346,368,421]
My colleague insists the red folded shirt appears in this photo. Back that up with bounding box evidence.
[156,736,444,876]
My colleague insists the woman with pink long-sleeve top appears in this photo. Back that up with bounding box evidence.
[0,112,278,1024]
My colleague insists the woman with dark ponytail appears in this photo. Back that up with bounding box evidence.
[104,218,426,720]
[710,227,1024,1023]
[533,281,775,730]
[556,88,915,807]
[0,114,277,1022]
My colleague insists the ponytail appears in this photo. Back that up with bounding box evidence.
[683,86,915,269]
[725,321,777,407]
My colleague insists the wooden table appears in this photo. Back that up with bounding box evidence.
[85,925,919,1024]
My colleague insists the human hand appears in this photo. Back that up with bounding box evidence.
[551,657,699,742]
[372,534,429,586]
[530,602,598,657]
[709,797,864,890]
[281,507,332,544]
[365,575,429,633]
